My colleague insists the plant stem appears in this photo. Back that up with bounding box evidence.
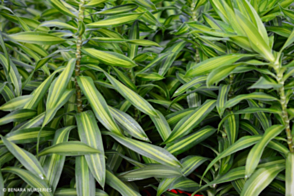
[274,63,294,152]
[74,0,85,113]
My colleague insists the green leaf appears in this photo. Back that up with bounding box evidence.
[85,0,107,7]
[2,136,46,179]
[1,167,52,196]
[8,32,65,45]
[50,0,76,17]
[0,109,36,126]
[241,164,285,196]
[166,126,216,155]
[217,85,230,116]
[245,125,285,178]
[185,54,251,77]
[106,169,140,196]
[43,126,75,191]
[0,95,32,111]
[173,76,206,97]
[103,72,158,117]
[286,152,294,196]
[0,127,54,145]
[109,107,149,141]
[103,131,181,168]
[134,0,156,10]
[119,164,182,181]
[77,76,122,135]
[38,141,101,156]
[181,156,209,176]
[87,13,142,28]
[98,4,138,15]
[76,111,105,187]
[83,48,136,68]
[207,64,240,86]
[39,21,76,30]
[223,92,278,111]
[150,110,172,141]
[164,100,216,143]
[76,156,96,196]
[249,76,281,89]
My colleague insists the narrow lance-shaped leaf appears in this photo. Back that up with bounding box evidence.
[77,76,122,135]
[217,85,230,116]
[0,109,36,126]
[76,111,105,188]
[76,156,96,196]
[1,167,52,196]
[241,164,285,196]
[103,131,181,168]
[166,126,216,155]
[43,126,75,191]
[87,13,142,28]
[50,0,76,17]
[164,100,216,144]
[0,95,32,111]
[181,156,209,176]
[150,110,172,141]
[8,32,65,45]
[1,136,46,179]
[83,48,136,68]
[185,54,251,77]
[119,164,182,181]
[0,127,54,145]
[245,125,285,178]
[38,141,101,157]
[106,169,140,196]
[103,72,158,117]
[286,152,294,196]
[109,107,149,141]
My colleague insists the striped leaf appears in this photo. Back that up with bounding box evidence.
[169,177,199,192]
[166,126,216,155]
[245,125,284,178]
[150,110,172,141]
[207,64,240,86]
[43,126,75,191]
[2,136,46,179]
[24,72,57,109]
[77,76,122,135]
[38,141,101,157]
[8,32,65,45]
[224,111,239,144]
[76,156,96,196]
[173,76,206,97]
[83,48,136,68]
[98,4,138,15]
[106,169,140,196]
[1,167,52,196]
[14,112,45,131]
[248,100,272,131]
[50,0,76,17]
[135,0,156,10]
[241,164,285,196]
[54,188,108,196]
[76,111,105,187]
[39,21,76,30]
[0,109,36,126]
[286,152,294,196]
[103,72,158,117]
[185,54,250,77]
[46,59,75,111]
[0,54,21,97]
[181,156,209,176]
[0,95,32,111]
[217,85,230,116]
[203,136,262,178]
[87,13,142,28]
[0,127,54,145]
[164,100,216,144]
[43,89,75,126]
[109,107,149,141]
[119,164,182,181]
[157,177,178,196]
[85,0,107,7]
[103,131,181,168]
[223,92,278,111]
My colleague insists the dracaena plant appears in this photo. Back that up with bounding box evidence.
[0,0,294,196]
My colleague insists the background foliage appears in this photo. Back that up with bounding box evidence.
[0,0,294,195]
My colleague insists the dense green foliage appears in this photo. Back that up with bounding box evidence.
[0,0,294,195]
